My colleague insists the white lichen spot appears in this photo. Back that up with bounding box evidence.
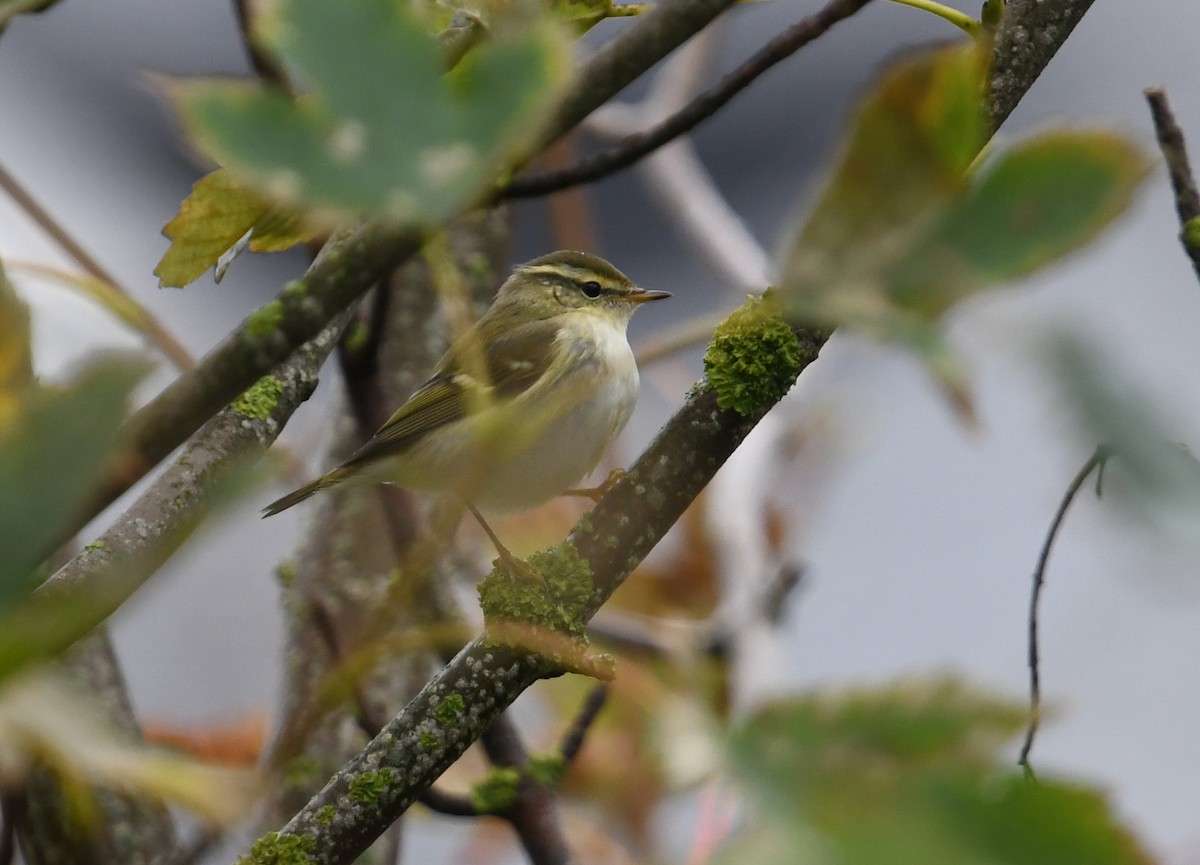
[328,120,367,163]
[419,142,476,186]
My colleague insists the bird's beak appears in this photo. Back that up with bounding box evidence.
[628,288,672,304]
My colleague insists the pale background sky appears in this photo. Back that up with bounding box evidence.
[2,0,1199,861]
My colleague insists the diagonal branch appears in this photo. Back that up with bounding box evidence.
[986,0,1098,131]
[502,0,875,199]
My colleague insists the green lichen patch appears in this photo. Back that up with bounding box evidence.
[477,542,594,636]
[231,375,284,420]
[469,766,521,814]
[435,693,466,727]
[244,299,284,339]
[418,731,439,749]
[527,751,566,787]
[348,768,395,805]
[314,805,336,825]
[704,296,804,416]
[237,831,316,865]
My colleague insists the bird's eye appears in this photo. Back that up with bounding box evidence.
[580,280,602,299]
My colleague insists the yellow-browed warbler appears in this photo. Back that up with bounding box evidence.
[263,250,669,563]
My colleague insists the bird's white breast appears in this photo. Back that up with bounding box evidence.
[471,315,639,512]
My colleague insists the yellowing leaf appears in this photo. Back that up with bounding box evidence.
[155,168,315,288]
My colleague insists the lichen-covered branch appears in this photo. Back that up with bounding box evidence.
[986,0,1098,131]
[240,322,825,865]
[43,316,347,630]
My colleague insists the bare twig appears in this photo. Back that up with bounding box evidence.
[559,684,609,763]
[1018,446,1110,777]
[1145,88,1200,281]
[503,0,875,198]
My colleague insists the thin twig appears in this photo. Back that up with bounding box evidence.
[1018,446,1110,777]
[559,684,609,763]
[0,160,194,371]
[1145,88,1200,281]
[502,0,875,199]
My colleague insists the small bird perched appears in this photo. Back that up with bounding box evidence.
[263,250,669,559]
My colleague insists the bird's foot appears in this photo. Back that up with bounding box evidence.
[563,468,626,504]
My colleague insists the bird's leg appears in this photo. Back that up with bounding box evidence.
[466,502,541,581]
[563,468,626,504]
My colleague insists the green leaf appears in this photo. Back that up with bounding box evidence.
[777,43,1147,414]
[723,679,1153,865]
[170,0,568,227]
[890,132,1149,316]
[0,355,148,605]
[155,168,315,288]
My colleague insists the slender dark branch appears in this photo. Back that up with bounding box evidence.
[480,723,574,865]
[502,0,875,199]
[418,787,483,818]
[559,684,609,764]
[1145,88,1200,282]
[1018,446,1110,776]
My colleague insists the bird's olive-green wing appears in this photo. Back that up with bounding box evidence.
[339,318,559,470]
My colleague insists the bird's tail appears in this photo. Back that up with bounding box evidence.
[261,468,350,517]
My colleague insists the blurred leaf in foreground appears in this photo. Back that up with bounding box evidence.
[0,354,147,606]
[778,42,1147,412]
[1049,334,1200,546]
[0,673,255,825]
[170,0,569,227]
[0,262,33,433]
[155,168,315,288]
[722,678,1153,865]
